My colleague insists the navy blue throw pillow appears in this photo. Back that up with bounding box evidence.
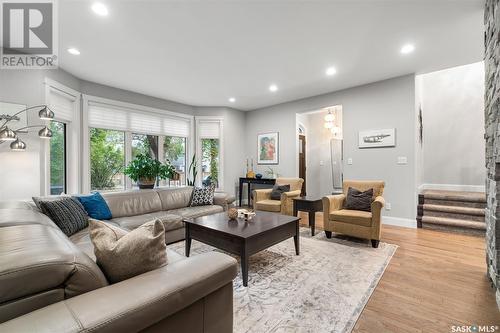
[75,192,112,220]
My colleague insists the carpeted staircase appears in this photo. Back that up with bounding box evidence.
[417,190,486,236]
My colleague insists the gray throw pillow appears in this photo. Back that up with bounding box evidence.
[32,193,70,210]
[39,197,88,236]
[89,219,167,283]
[344,187,374,212]
[190,185,215,206]
[270,184,290,200]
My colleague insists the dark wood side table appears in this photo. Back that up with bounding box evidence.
[184,211,300,286]
[293,196,323,236]
[238,177,276,207]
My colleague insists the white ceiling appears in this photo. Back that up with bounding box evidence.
[59,0,484,111]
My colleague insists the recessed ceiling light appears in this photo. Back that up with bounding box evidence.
[400,44,415,54]
[67,48,80,55]
[228,97,236,103]
[269,84,278,92]
[91,2,108,16]
[326,66,337,76]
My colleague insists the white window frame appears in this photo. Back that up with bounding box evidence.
[82,94,194,193]
[43,78,81,195]
[195,116,224,190]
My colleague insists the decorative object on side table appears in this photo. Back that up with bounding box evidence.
[124,153,175,189]
[228,207,239,220]
[245,158,256,178]
[255,173,263,179]
[0,103,55,151]
[257,132,279,164]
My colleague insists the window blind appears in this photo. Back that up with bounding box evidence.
[198,121,221,139]
[88,102,190,137]
[48,89,76,122]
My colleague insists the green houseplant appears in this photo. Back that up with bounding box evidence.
[124,153,175,189]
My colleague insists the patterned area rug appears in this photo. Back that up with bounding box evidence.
[168,228,397,333]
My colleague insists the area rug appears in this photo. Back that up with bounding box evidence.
[168,229,397,333]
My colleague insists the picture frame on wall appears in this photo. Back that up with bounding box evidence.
[358,128,396,148]
[257,132,279,164]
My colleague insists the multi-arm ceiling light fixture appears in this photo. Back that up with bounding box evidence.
[0,105,55,151]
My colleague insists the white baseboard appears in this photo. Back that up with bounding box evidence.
[382,216,417,228]
[418,183,485,193]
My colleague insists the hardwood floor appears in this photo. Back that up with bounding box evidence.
[298,212,500,332]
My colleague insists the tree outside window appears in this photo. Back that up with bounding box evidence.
[50,121,66,195]
[164,136,186,185]
[201,138,219,187]
[90,128,125,191]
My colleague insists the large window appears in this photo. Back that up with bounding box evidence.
[197,118,223,189]
[201,138,219,187]
[164,136,187,186]
[90,128,125,191]
[85,98,193,192]
[49,121,66,195]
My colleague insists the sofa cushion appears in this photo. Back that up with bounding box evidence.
[168,205,223,219]
[255,200,281,212]
[330,209,372,227]
[155,187,193,211]
[39,198,89,237]
[89,219,167,283]
[270,184,290,200]
[101,190,162,218]
[344,187,373,212]
[109,212,184,231]
[190,186,215,206]
[32,194,70,210]
[75,192,112,220]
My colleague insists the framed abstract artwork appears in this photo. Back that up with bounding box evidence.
[257,132,279,164]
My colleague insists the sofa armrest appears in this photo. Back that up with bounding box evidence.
[322,194,345,230]
[0,252,238,333]
[279,190,301,215]
[322,194,345,213]
[253,189,272,204]
[213,192,230,211]
[371,196,385,225]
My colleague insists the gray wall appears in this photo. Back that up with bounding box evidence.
[418,62,485,188]
[245,75,417,223]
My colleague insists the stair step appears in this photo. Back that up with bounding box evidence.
[423,198,486,209]
[420,222,485,237]
[421,190,486,203]
[421,216,486,230]
[422,204,485,216]
[421,204,485,222]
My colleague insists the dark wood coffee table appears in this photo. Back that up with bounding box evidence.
[184,211,300,287]
[293,196,323,236]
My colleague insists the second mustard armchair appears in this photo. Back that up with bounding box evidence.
[253,178,304,216]
[322,180,385,248]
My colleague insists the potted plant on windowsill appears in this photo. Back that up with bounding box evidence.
[124,153,175,189]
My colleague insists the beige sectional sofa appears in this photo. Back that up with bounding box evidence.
[0,187,238,332]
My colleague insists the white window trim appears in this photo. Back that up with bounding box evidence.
[43,78,81,195]
[82,94,194,193]
[195,116,224,191]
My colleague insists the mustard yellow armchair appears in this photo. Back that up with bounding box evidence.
[253,178,304,216]
[322,180,385,248]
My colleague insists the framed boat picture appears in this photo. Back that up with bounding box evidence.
[358,128,396,148]
[257,132,279,164]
